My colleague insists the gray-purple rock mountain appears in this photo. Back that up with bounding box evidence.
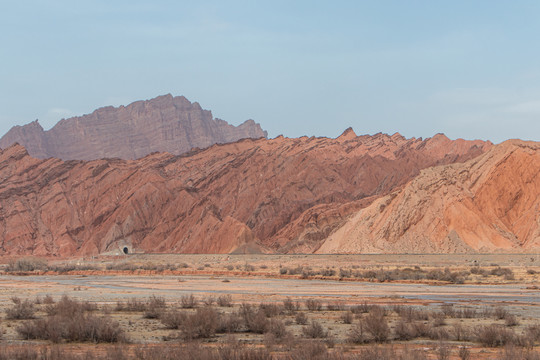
[0,94,267,160]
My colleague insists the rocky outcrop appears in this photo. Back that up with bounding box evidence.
[317,140,540,253]
[0,94,267,160]
[0,130,492,256]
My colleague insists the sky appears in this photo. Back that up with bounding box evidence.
[1,1,540,143]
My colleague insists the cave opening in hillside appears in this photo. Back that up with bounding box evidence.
[123,247,129,255]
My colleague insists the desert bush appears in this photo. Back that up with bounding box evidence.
[305,299,322,311]
[43,294,55,305]
[341,311,353,324]
[394,320,416,341]
[217,312,242,333]
[240,304,268,334]
[295,312,308,325]
[453,323,471,341]
[441,303,455,317]
[244,263,255,272]
[351,302,373,314]
[431,312,446,327]
[45,295,96,317]
[180,294,198,309]
[115,297,146,312]
[362,306,389,343]
[283,297,300,314]
[525,323,540,342]
[458,346,471,360]
[412,321,431,338]
[505,314,520,327]
[459,307,477,319]
[259,302,283,317]
[476,324,516,347]
[143,296,167,319]
[179,307,219,340]
[217,294,233,307]
[428,326,450,341]
[160,310,188,329]
[339,268,351,278]
[325,301,345,311]
[302,320,328,338]
[203,296,216,306]
[5,257,48,272]
[497,345,540,360]
[347,322,366,344]
[17,313,126,343]
[436,344,451,360]
[5,298,35,319]
[491,267,514,277]
[494,306,509,320]
[265,318,288,339]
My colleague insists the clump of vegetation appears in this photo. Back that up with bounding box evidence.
[5,297,36,320]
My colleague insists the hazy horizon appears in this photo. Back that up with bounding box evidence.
[2,1,540,143]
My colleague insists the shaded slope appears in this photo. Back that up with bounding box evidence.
[0,94,267,160]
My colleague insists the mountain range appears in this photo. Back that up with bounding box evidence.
[0,95,537,256]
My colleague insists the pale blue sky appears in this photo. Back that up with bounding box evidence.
[1,1,540,143]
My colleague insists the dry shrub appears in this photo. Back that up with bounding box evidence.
[5,298,35,320]
[351,302,372,314]
[394,320,416,341]
[458,346,471,360]
[161,309,188,329]
[302,320,328,339]
[6,257,48,272]
[143,296,167,319]
[494,306,509,320]
[217,312,243,333]
[453,323,471,341]
[436,344,451,360]
[497,345,540,360]
[283,297,300,314]
[326,301,345,311]
[476,324,516,347]
[115,297,146,312]
[347,322,366,344]
[180,294,198,309]
[295,312,308,325]
[259,303,283,317]
[180,307,219,340]
[45,295,97,317]
[505,314,520,327]
[203,296,216,306]
[217,295,233,307]
[305,299,322,311]
[341,311,353,324]
[431,312,446,327]
[428,327,450,341]
[289,341,328,360]
[362,306,389,342]
[17,313,126,343]
[240,304,268,334]
[265,318,288,339]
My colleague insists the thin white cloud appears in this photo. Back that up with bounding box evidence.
[504,100,540,114]
[48,108,72,118]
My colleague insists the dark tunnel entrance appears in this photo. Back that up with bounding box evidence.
[123,247,129,255]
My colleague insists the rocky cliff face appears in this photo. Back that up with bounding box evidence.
[317,140,540,254]
[0,94,267,160]
[0,130,492,256]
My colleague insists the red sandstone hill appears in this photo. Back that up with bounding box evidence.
[0,130,491,256]
[317,140,540,254]
[0,94,267,160]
